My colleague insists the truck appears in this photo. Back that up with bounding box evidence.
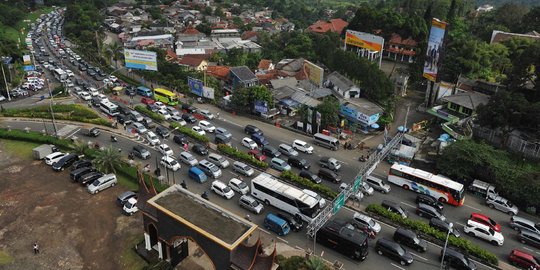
[32,144,59,160]
[319,156,342,171]
[468,179,498,199]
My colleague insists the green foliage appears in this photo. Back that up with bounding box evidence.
[64,1,104,52]
[169,122,210,143]
[92,146,124,173]
[230,86,274,113]
[0,4,25,27]
[275,255,330,270]
[315,97,340,129]
[0,128,73,150]
[0,104,113,127]
[366,204,498,265]
[216,144,268,168]
[280,170,337,199]
[134,105,165,123]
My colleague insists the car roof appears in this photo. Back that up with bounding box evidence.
[512,216,534,224]
[230,178,243,184]
[511,249,536,260]
[471,212,491,220]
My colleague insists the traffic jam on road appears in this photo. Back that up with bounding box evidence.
[16,8,540,270]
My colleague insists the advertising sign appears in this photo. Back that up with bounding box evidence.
[188,77,204,96]
[307,108,313,124]
[124,49,158,71]
[315,111,321,126]
[202,86,215,100]
[423,18,447,82]
[345,30,384,52]
[254,100,268,113]
[23,55,31,65]
[303,60,324,87]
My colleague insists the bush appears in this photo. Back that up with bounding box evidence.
[366,204,499,265]
[0,128,73,149]
[0,104,113,127]
[169,122,209,143]
[216,144,268,168]
[134,105,165,123]
[280,170,338,200]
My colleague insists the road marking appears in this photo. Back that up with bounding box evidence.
[65,127,81,138]
[523,246,534,252]
[295,246,305,251]
[259,228,271,235]
[277,237,289,244]
[222,118,242,127]
[400,201,417,209]
[390,263,406,270]
[455,222,465,227]
[410,252,428,261]
[463,204,482,211]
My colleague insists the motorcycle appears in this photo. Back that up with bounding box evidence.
[111,135,118,142]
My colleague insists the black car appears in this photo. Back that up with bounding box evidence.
[84,127,101,137]
[78,64,87,71]
[215,134,231,145]
[116,114,132,125]
[262,145,281,158]
[318,168,341,183]
[91,96,101,107]
[78,171,104,185]
[52,153,79,171]
[173,134,189,145]
[117,105,132,116]
[192,144,208,155]
[146,104,158,112]
[393,227,427,252]
[416,203,446,221]
[440,248,476,270]
[375,238,414,266]
[71,159,92,171]
[131,145,151,159]
[181,103,197,113]
[181,113,197,123]
[416,194,444,211]
[276,213,303,232]
[125,86,136,96]
[87,69,96,76]
[430,218,461,238]
[299,170,322,184]
[244,124,263,136]
[287,156,310,170]
[155,126,170,138]
[70,167,96,182]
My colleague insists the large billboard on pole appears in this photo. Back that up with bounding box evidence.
[124,49,158,71]
[423,18,447,82]
[345,30,384,52]
[303,60,324,87]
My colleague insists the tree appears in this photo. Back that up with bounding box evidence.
[214,6,224,18]
[476,91,529,140]
[230,86,274,113]
[316,97,340,129]
[196,22,212,35]
[521,6,540,33]
[72,142,89,156]
[105,42,123,68]
[93,146,123,173]
[304,257,327,270]
[203,6,213,16]
[447,0,457,22]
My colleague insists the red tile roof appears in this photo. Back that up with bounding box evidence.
[257,59,272,70]
[165,49,178,62]
[182,27,201,35]
[256,70,279,84]
[206,66,230,80]
[307,18,348,34]
[241,31,258,40]
[388,33,418,47]
[178,55,206,68]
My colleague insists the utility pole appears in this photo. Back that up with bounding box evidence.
[1,63,11,101]
[45,78,58,136]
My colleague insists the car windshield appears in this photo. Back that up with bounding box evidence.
[223,187,232,193]
[396,246,405,256]
[488,228,495,235]
[413,237,420,244]
[91,180,100,187]
[487,217,497,226]
[238,182,247,189]
[367,219,375,227]
[506,201,513,207]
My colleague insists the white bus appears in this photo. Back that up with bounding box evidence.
[251,173,322,222]
[53,68,67,82]
[313,133,339,150]
[99,101,119,117]
[388,163,465,206]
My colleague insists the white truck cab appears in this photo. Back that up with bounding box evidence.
[123,197,138,215]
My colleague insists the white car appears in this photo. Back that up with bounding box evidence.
[192,126,205,136]
[211,180,235,199]
[66,70,75,77]
[170,115,187,126]
[198,120,215,133]
[154,101,166,110]
[146,131,160,146]
[132,122,147,134]
[158,143,174,156]
[198,109,215,119]
[292,139,314,154]
[44,152,66,165]
[123,197,138,215]
[352,212,382,234]
[97,94,108,102]
[463,220,504,246]
[166,106,180,116]
[79,91,91,101]
[228,178,249,195]
[160,156,181,171]
[158,109,171,120]
[109,75,117,82]
[179,151,198,166]
[242,137,258,149]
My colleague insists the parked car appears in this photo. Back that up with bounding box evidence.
[299,170,321,184]
[198,120,215,132]
[233,161,254,177]
[211,180,235,199]
[158,143,174,156]
[228,178,249,195]
[155,126,170,138]
[71,159,92,171]
[192,126,205,136]
[132,122,147,134]
[239,195,264,214]
[52,153,79,171]
[181,113,197,123]
[416,194,444,211]
[181,104,197,113]
[215,127,232,139]
[292,139,314,154]
[416,203,446,221]
[146,131,160,146]
[440,248,476,270]
[70,167,96,182]
[45,152,66,166]
[463,220,504,245]
[87,174,117,194]
[170,115,186,126]
[270,158,291,172]
[198,109,215,119]
[393,228,427,252]
[510,216,540,234]
[518,230,540,249]
[173,134,188,146]
[117,191,137,206]
[192,144,208,155]
[375,238,414,266]
[487,195,519,216]
[179,151,198,166]
[278,143,298,157]
[469,213,501,232]
[242,137,258,150]
[287,156,310,170]
[79,171,104,186]
[207,153,229,168]
[360,181,374,196]
[248,149,266,161]
[365,175,391,194]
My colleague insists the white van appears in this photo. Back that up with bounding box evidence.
[87,174,117,194]
[313,133,339,150]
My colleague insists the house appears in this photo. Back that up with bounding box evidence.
[226,66,259,91]
[206,66,230,81]
[127,34,174,50]
[212,37,262,53]
[275,58,305,77]
[270,77,297,90]
[306,18,348,34]
[205,15,221,24]
[385,33,418,63]
[178,55,209,71]
[241,31,259,42]
[211,29,240,38]
[257,59,274,73]
[339,99,384,132]
[490,30,540,44]
[165,49,179,63]
[324,71,361,99]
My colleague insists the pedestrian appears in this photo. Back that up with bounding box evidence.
[123,122,127,130]
[216,112,220,119]
[33,243,39,254]
[245,214,251,222]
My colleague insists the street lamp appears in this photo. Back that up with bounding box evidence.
[439,222,453,270]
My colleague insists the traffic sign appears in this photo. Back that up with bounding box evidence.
[333,193,345,214]
[353,175,362,192]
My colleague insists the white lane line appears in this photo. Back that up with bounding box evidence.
[455,222,465,227]
[295,246,305,251]
[410,252,428,261]
[222,118,242,127]
[277,237,289,244]
[523,246,534,252]
[390,263,406,270]
[463,204,482,211]
[400,201,417,209]
[259,228,271,235]
[65,127,81,138]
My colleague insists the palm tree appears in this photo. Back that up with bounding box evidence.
[106,42,123,68]
[93,146,123,173]
[72,141,89,156]
[304,257,327,270]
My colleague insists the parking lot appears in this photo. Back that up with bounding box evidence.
[0,141,143,270]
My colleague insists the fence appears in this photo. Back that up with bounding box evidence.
[473,126,540,158]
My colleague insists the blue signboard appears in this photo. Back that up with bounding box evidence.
[254,100,268,113]
[23,65,35,71]
[188,77,204,97]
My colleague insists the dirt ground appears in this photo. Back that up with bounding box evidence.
[0,141,143,270]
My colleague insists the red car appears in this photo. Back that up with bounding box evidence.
[248,149,266,161]
[141,97,155,105]
[509,249,540,270]
[469,212,501,232]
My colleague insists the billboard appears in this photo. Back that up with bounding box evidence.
[23,55,31,65]
[423,18,447,82]
[254,100,268,113]
[345,30,384,52]
[303,60,324,87]
[124,49,158,71]
[188,77,204,96]
[202,86,215,100]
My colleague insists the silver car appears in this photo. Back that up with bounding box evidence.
[233,161,254,177]
[207,153,230,168]
[179,151,198,166]
[486,195,518,216]
[510,216,540,234]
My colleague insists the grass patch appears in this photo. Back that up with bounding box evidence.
[1,139,41,160]
[117,173,139,191]
[0,250,14,265]
[119,235,147,270]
